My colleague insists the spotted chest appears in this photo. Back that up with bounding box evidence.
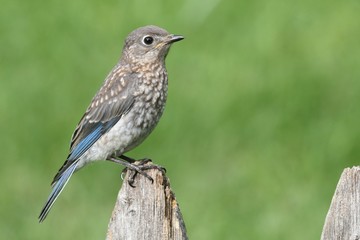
[132,67,168,128]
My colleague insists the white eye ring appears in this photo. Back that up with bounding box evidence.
[142,35,154,45]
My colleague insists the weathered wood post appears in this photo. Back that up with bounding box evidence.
[321,166,360,239]
[106,162,188,240]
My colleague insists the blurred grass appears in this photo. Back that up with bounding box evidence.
[1,0,360,239]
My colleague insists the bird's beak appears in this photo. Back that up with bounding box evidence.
[167,34,184,43]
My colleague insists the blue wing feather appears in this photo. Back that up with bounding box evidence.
[67,123,103,161]
[67,118,120,161]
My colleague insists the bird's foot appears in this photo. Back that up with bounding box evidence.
[133,159,166,172]
[126,159,166,187]
[107,157,153,187]
[107,156,165,187]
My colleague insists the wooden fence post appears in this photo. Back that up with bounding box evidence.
[321,166,360,239]
[106,162,188,240]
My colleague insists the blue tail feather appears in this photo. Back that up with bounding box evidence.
[39,162,78,222]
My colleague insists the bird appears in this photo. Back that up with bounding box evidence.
[38,25,184,222]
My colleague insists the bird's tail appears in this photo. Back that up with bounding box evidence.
[38,162,78,222]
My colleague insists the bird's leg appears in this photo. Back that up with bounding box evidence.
[110,154,166,186]
[106,156,154,187]
[111,154,137,179]
[119,154,166,173]
[118,154,152,165]
[120,155,135,163]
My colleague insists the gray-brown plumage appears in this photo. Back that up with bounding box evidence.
[39,25,184,222]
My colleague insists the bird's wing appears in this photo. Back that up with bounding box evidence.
[52,71,138,184]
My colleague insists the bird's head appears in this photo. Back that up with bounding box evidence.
[121,25,184,65]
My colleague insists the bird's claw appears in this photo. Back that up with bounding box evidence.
[109,155,165,187]
[126,165,154,188]
[125,161,166,187]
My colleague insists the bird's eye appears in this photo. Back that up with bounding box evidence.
[142,36,154,45]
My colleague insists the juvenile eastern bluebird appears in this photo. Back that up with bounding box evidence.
[39,25,184,222]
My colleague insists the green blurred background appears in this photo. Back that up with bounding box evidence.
[1,0,360,239]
